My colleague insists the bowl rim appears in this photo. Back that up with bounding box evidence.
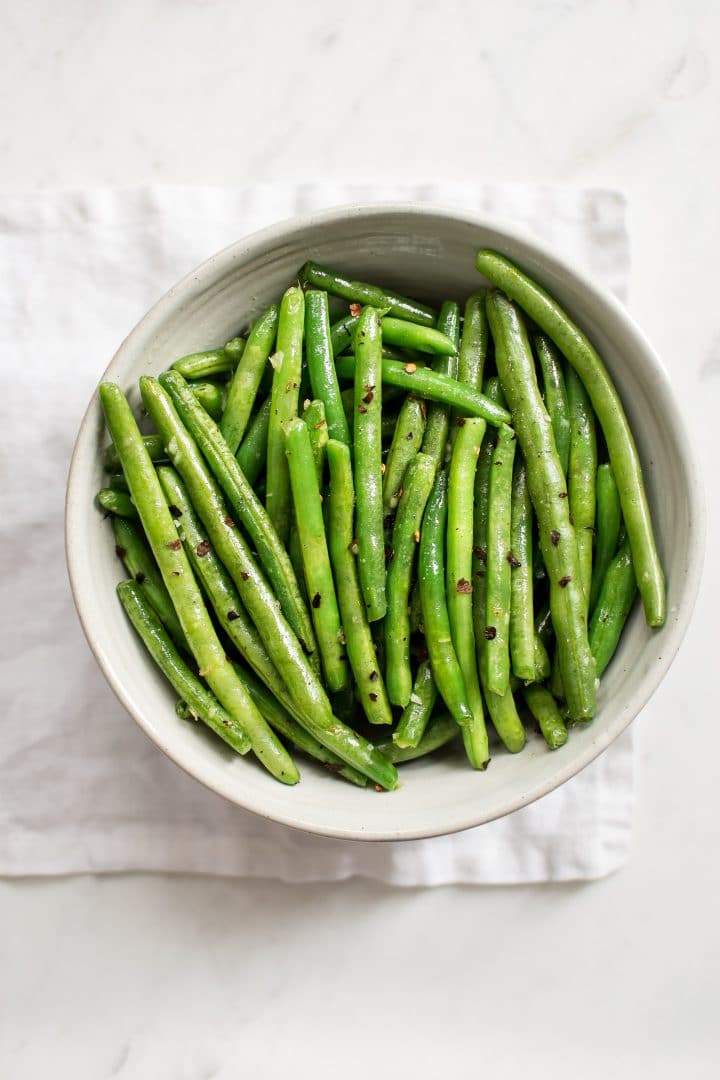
[65,200,706,841]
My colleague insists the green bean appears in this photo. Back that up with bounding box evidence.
[382,396,426,517]
[96,488,138,520]
[224,336,246,361]
[535,333,571,476]
[330,312,360,356]
[326,440,393,726]
[158,467,369,786]
[158,370,316,661]
[236,397,271,486]
[334,354,510,429]
[172,345,243,381]
[302,399,329,484]
[392,660,438,749]
[141,377,325,706]
[566,364,597,608]
[409,580,423,634]
[380,317,457,356]
[104,434,166,472]
[304,291,351,445]
[590,463,622,613]
[378,713,458,763]
[285,419,348,693]
[112,516,186,651]
[523,684,568,750]
[266,286,305,544]
[117,581,251,756]
[457,293,489,391]
[418,470,472,726]
[353,306,386,622]
[190,381,224,422]
[301,261,436,326]
[589,539,638,676]
[533,534,547,582]
[476,249,665,628]
[472,379,527,753]
[415,299,459,472]
[157,465,285,691]
[532,605,553,681]
[486,290,596,722]
[484,424,517,697]
[229,665,366,787]
[385,453,437,706]
[447,416,489,768]
[108,473,129,492]
[220,305,279,453]
[381,412,399,442]
[509,457,536,682]
[99,382,297,784]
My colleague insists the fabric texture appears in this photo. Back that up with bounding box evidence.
[0,183,633,884]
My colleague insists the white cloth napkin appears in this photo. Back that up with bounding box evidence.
[0,183,633,884]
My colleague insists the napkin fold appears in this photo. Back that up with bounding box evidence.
[0,183,633,884]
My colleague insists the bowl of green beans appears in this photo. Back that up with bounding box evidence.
[65,204,703,840]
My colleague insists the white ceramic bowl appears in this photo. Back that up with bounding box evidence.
[65,204,704,841]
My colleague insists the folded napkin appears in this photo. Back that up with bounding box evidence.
[0,183,633,884]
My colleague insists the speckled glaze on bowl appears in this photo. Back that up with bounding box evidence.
[65,204,704,841]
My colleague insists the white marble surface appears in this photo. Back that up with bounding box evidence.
[1,1,719,1076]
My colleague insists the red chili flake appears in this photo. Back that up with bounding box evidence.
[507,552,521,568]
[224,516,235,527]
[369,670,379,682]
[168,504,182,519]
[166,539,181,550]
[550,530,561,546]
[484,626,497,640]
[349,303,362,317]
[358,405,367,414]
[456,578,473,594]
[455,416,466,427]
[227,610,240,621]
[363,389,374,405]
[196,540,211,557]
[313,419,327,430]
[369,692,378,702]
[474,546,487,564]
[115,545,127,559]
[135,571,146,584]
[312,592,322,608]
[374,784,384,792]
[404,362,417,374]
[241,571,250,581]
[558,575,572,588]
[559,491,568,498]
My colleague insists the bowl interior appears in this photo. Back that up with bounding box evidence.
[65,206,703,840]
